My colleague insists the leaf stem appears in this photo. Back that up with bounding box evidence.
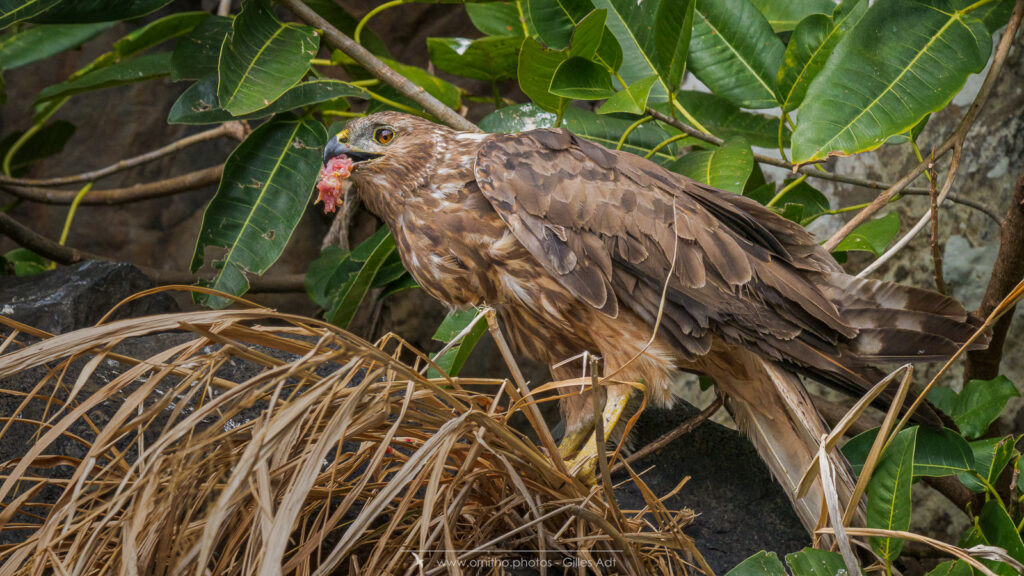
[309,58,333,66]
[644,133,689,160]
[364,89,422,115]
[354,0,408,45]
[766,174,807,207]
[616,116,652,150]
[2,97,67,176]
[777,114,790,163]
[670,98,712,136]
[961,0,997,14]
[58,182,93,247]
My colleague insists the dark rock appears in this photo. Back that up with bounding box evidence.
[614,403,808,573]
[0,260,179,334]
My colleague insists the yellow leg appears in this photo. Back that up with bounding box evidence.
[566,390,631,482]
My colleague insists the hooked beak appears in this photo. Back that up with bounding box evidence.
[323,130,383,165]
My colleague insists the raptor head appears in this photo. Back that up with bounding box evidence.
[318,112,457,213]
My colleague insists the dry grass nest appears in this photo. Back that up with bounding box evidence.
[0,290,711,576]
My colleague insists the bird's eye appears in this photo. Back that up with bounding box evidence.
[374,127,395,145]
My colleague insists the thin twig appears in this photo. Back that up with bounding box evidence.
[278,0,479,133]
[824,1,1023,251]
[0,166,222,205]
[0,123,243,188]
[611,395,723,473]
[928,160,948,294]
[899,190,1001,223]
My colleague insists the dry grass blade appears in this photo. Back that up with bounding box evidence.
[0,306,710,575]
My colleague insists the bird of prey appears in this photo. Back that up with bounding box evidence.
[319,111,984,532]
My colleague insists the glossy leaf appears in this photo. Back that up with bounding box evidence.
[973,0,1015,33]
[523,0,592,49]
[673,91,789,148]
[517,37,569,114]
[669,137,754,194]
[958,436,1018,493]
[724,551,786,576]
[653,0,694,92]
[36,52,170,103]
[772,179,829,224]
[0,0,62,29]
[945,375,1020,439]
[217,0,319,116]
[590,0,665,95]
[428,309,488,378]
[977,500,1024,567]
[0,22,112,70]
[480,103,680,163]
[867,426,916,560]
[466,1,525,37]
[2,248,48,276]
[427,36,519,81]
[832,212,899,256]
[842,426,973,478]
[688,0,785,109]
[26,0,171,24]
[783,548,848,576]
[0,119,74,176]
[170,15,232,81]
[598,74,658,115]
[114,11,208,59]
[925,561,972,576]
[749,0,836,32]
[325,227,396,328]
[776,0,869,113]
[382,58,461,109]
[169,76,368,124]
[191,116,326,308]
[549,56,615,99]
[792,0,992,163]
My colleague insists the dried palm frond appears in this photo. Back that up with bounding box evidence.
[0,305,709,576]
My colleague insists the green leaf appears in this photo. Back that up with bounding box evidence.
[977,500,1024,567]
[25,0,171,24]
[672,91,789,149]
[791,0,992,164]
[0,0,62,29]
[776,0,869,113]
[217,0,319,116]
[783,548,849,576]
[842,426,972,478]
[688,0,785,109]
[191,116,326,308]
[517,37,569,114]
[35,52,170,103]
[549,56,615,99]
[567,8,606,60]
[306,245,352,309]
[832,212,900,257]
[2,248,48,276]
[171,15,232,81]
[925,561,972,576]
[480,103,680,164]
[428,309,488,378]
[772,179,829,224]
[590,0,665,95]
[326,228,396,328]
[169,76,368,124]
[947,376,1020,439]
[0,119,74,176]
[427,36,519,81]
[669,137,754,194]
[749,0,836,32]
[304,0,388,56]
[972,0,1015,33]
[866,426,916,561]
[466,1,525,37]
[113,11,208,60]
[724,551,786,576]
[958,435,1017,493]
[381,58,461,110]
[523,0,592,49]
[653,0,694,92]
[0,22,112,70]
[598,74,658,115]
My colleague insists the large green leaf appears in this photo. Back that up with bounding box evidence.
[0,22,112,70]
[749,0,836,32]
[598,74,658,115]
[792,0,992,163]
[35,52,170,103]
[523,0,593,49]
[304,0,388,56]
[325,227,396,328]
[517,37,569,114]
[25,0,171,24]
[724,551,786,576]
[866,426,916,561]
[427,36,519,81]
[191,116,326,308]
[217,0,319,116]
[943,375,1020,439]
[959,500,1024,576]
[113,11,208,59]
[958,435,1018,493]
[0,0,61,29]
[169,76,367,124]
[784,548,849,576]
[428,309,488,378]
[381,58,461,110]
[832,211,900,257]
[550,56,615,99]
[0,119,74,176]
[842,426,973,477]
[672,91,788,148]
[973,0,1015,33]
[480,103,680,164]
[590,0,666,96]
[466,1,526,37]
[769,179,830,224]
[776,0,869,113]
[688,0,785,109]
[925,561,972,576]
[171,15,233,82]
[652,0,694,92]
[669,137,754,194]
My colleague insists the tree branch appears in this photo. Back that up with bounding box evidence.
[0,122,243,188]
[823,1,1022,251]
[278,0,479,133]
[0,165,222,205]
[966,164,1024,382]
